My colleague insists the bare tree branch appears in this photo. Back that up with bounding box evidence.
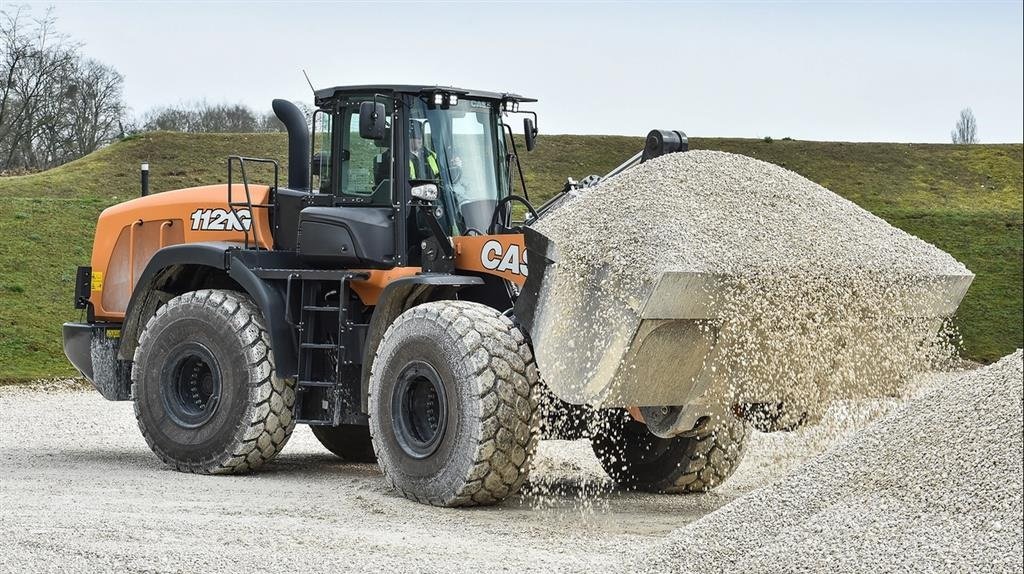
[141,100,306,134]
[951,108,978,144]
[1,5,126,170]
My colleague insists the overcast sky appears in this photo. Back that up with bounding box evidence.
[13,1,1024,142]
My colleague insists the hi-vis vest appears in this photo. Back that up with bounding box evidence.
[409,150,440,179]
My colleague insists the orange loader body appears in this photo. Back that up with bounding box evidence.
[89,184,527,320]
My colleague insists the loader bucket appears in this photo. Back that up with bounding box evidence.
[514,227,974,426]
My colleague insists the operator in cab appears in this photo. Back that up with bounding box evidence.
[407,121,440,180]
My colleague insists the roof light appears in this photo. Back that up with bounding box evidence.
[434,93,444,106]
[449,94,458,106]
[513,101,520,112]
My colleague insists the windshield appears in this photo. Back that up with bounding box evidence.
[407,97,508,235]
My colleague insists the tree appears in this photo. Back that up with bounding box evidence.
[0,6,127,171]
[951,108,978,144]
[142,100,310,134]
[66,59,126,158]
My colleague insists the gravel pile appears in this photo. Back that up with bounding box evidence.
[532,150,972,422]
[645,349,1024,573]
[540,151,968,281]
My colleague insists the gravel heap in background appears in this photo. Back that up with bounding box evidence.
[646,350,1024,574]
[533,150,971,422]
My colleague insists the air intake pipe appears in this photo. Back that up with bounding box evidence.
[272,99,310,190]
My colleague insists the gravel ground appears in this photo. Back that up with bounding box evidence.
[2,368,996,573]
[648,350,1024,574]
[0,381,730,573]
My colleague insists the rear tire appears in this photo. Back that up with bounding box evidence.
[591,410,747,493]
[368,301,539,507]
[311,424,376,462]
[131,289,296,474]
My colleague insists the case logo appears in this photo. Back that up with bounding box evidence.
[190,208,251,231]
[480,240,528,277]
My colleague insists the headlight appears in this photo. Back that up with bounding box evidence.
[411,183,439,201]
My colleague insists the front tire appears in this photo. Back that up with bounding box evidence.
[369,301,539,507]
[131,289,296,474]
[591,410,747,493]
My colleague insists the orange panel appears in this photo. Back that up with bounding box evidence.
[453,234,528,286]
[627,406,645,423]
[100,219,185,314]
[350,267,422,306]
[91,184,273,320]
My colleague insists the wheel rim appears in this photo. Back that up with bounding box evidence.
[160,342,222,428]
[392,360,448,459]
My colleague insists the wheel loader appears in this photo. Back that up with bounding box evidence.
[62,85,972,506]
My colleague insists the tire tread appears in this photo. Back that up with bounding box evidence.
[131,289,295,474]
[592,413,748,494]
[369,301,539,507]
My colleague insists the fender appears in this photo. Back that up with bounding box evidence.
[119,242,296,380]
[359,273,484,411]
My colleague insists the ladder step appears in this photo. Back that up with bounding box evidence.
[303,305,340,312]
[298,380,336,388]
[253,268,369,281]
[300,342,341,350]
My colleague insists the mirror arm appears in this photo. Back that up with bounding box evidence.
[502,122,529,201]
[524,111,538,131]
[417,203,454,273]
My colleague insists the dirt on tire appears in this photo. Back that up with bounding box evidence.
[368,300,540,507]
[131,289,296,474]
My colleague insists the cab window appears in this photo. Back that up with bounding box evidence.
[335,98,392,205]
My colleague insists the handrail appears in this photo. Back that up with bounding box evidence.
[158,220,173,249]
[227,156,280,251]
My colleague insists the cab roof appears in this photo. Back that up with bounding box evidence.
[313,84,536,106]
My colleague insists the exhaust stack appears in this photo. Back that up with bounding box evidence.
[272,99,310,190]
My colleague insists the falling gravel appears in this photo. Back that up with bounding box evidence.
[645,349,1024,574]
[531,150,973,425]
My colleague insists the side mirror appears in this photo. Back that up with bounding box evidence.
[524,117,538,151]
[359,101,386,140]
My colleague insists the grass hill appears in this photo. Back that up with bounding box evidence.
[0,132,1020,381]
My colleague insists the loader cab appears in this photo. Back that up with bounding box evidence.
[400,93,510,238]
[294,85,536,269]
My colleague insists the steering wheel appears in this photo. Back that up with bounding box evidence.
[448,161,463,186]
[446,148,464,186]
[488,195,539,234]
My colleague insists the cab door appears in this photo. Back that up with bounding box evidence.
[331,98,394,206]
[295,97,399,268]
